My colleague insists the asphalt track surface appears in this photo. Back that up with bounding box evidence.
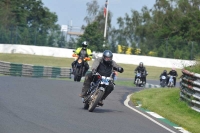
[0,76,181,133]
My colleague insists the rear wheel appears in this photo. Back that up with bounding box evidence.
[88,89,105,112]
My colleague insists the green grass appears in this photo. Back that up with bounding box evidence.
[185,56,200,73]
[131,88,200,133]
[114,80,135,87]
[0,53,182,80]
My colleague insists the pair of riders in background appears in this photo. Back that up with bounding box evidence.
[160,68,178,86]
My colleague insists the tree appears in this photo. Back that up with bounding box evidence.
[0,0,61,46]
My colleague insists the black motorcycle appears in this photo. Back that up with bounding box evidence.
[160,75,167,87]
[73,56,86,82]
[82,72,114,112]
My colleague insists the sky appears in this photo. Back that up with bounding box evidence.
[41,0,156,29]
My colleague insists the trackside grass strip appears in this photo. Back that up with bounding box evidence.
[130,88,200,133]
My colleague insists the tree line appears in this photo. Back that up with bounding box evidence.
[77,0,200,60]
[0,0,66,47]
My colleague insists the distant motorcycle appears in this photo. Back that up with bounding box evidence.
[82,72,114,112]
[160,75,167,87]
[167,75,175,87]
[72,54,92,82]
[135,71,146,87]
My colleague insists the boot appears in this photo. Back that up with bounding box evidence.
[98,100,104,106]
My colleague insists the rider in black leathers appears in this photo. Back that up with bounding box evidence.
[134,62,147,84]
[79,50,124,106]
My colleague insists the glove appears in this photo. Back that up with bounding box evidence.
[118,67,124,73]
[92,69,97,75]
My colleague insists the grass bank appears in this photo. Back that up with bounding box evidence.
[130,88,200,133]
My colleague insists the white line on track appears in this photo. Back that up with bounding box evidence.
[124,94,177,133]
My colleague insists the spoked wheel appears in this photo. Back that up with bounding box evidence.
[88,90,104,112]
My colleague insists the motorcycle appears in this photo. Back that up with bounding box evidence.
[135,71,145,87]
[167,75,175,87]
[72,52,92,82]
[73,55,91,82]
[160,75,167,87]
[82,72,114,112]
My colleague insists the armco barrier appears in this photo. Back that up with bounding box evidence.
[0,61,72,79]
[180,69,200,113]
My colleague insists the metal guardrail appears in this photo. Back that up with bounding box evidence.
[180,69,200,113]
[0,61,72,79]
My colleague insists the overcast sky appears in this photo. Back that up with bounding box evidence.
[42,0,156,28]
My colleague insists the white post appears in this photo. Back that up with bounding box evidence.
[104,0,109,39]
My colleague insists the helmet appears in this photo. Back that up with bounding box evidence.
[163,70,167,73]
[82,41,88,49]
[139,62,143,67]
[172,68,175,71]
[102,50,113,65]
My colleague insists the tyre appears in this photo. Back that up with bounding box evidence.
[161,80,166,87]
[74,67,82,82]
[88,89,105,112]
[135,79,140,87]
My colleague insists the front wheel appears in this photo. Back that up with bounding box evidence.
[88,89,105,112]
[161,80,166,87]
[135,79,140,87]
[74,67,82,82]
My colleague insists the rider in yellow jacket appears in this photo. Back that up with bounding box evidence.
[71,41,92,76]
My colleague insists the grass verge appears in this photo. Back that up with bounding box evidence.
[131,88,200,133]
[0,53,182,80]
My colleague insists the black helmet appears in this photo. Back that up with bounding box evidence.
[163,70,167,73]
[103,50,113,65]
[139,62,143,67]
[82,41,88,49]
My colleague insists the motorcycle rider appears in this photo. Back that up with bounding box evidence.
[71,41,92,76]
[159,70,167,82]
[79,50,124,106]
[134,62,147,84]
[166,68,178,86]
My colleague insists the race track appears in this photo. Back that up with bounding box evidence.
[0,76,180,133]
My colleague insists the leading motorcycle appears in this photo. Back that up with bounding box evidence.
[82,72,114,112]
